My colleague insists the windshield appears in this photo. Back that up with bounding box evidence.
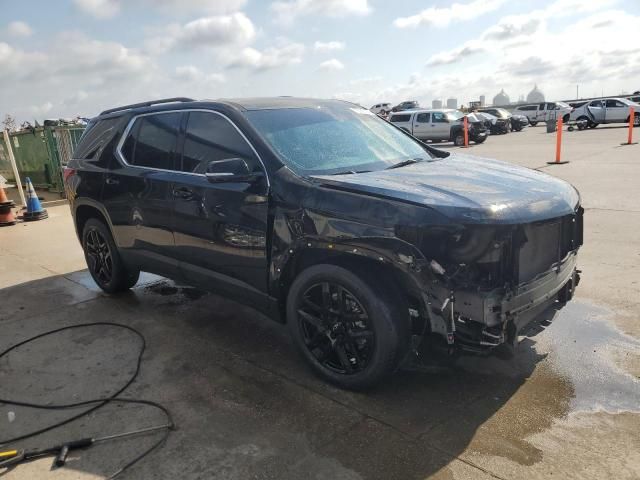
[447,111,464,121]
[246,105,433,175]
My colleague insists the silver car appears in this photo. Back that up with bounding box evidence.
[570,97,640,127]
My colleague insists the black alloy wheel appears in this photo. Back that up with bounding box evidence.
[297,282,374,375]
[287,264,409,389]
[85,227,113,285]
[82,218,139,293]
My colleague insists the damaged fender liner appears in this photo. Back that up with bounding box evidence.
[427,252,579,352]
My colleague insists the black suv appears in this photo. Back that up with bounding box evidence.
[65,97,583,389]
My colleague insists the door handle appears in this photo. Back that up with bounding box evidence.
[172,186,194,199]
[105,177,119,185]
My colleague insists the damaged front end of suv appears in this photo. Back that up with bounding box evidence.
[271,153,583,356]
[402,211,582,352]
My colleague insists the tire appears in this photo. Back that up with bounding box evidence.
[562,113,570,123]
[473,136,487,144]
[634,114,640,127]
[286,264,410,390]
[529,121,538,127]
[588,123,598,129]
[82,218,139,294]
[453,133,465,146]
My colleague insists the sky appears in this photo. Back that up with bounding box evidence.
[1,0,639,122]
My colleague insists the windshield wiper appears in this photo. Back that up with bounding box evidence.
[331,170,372,175]
[385,158,423,170]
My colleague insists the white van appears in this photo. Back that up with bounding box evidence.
[513,102,572,126]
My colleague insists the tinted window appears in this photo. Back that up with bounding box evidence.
[416,113,430,123]
[123,113,182,170]
[518,105,537,111]
[390,114,411,122]
[181,112,256,174]
[74,117,122,161]
[432,112,447,123]
[590,100,603,107]
[606,99,625,108]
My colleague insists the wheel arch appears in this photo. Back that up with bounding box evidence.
[73,199,115,244]
[274,243,428,333]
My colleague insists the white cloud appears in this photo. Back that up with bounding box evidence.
[272,0,371,25]
[393,0,506,29]
[229,43,305,71]
[314,41,345,53]
[28,101,53,116]
[175,65,225,83]
[319,58,345,71]
[426,42,484,66]
[7,21,33,37]
[149,13,256,53]
[146,0,246,14]
[74,0,246,18]
[73,0,120,19]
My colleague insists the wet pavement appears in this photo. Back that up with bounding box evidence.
[1,125,640,479]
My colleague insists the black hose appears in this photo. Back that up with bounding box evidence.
[0,322,174,478]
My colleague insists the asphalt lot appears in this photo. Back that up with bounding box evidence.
[1,124,639,479]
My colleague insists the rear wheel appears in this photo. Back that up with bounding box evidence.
[529,120,538,127]
[634,114,640,127]
[82,218,139,294]
[473,136,487,144]
[453,133,465,146]
[287,264,409,390]
[588,123,598,129]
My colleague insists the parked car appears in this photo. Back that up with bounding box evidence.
[476,107,512,134]
[388,109,488,145]
[370,103,392,115]
[513,102,572,126]
[473,112,498,132]
[391,100,420,112]
[570,97,640,128]
[510,114,529,132]
[65,97,582,389]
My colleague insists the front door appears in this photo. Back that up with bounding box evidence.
[412,113,431,140]
[605,99,629,122]
[102,111,183,277]
[171,110,270,304]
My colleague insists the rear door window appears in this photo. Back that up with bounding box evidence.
[121,112,182,170]
[416,113,430,123]
[390,114,411,123]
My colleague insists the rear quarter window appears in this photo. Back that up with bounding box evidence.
[73,116,124,162]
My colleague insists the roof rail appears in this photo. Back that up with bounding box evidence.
[99,97,195,116]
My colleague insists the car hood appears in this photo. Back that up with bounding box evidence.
[311,154,580,224]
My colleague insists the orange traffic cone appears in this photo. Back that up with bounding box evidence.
[0,182,17,226]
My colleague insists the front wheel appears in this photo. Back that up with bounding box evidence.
[634,114,640,127]
[453,133,465,146]
[287,264,409,390]
[473,136,487,144]
[82,218,139,294]
[529,121,538,126]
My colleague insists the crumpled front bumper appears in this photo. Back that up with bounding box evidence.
[425,250,579,352]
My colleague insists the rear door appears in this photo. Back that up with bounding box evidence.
[102,111,183,276]
[171,110,271,302]
[430,111,451,140]
[411,113,431,140]
[537,103,546,122]
[588,100,606,123]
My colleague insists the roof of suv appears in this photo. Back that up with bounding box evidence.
[96,97,359,119]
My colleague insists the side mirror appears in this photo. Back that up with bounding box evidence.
[205,158,261,183]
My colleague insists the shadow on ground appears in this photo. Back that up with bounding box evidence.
[0,270,578,479]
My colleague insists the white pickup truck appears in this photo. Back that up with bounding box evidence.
[512,102,573,126]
